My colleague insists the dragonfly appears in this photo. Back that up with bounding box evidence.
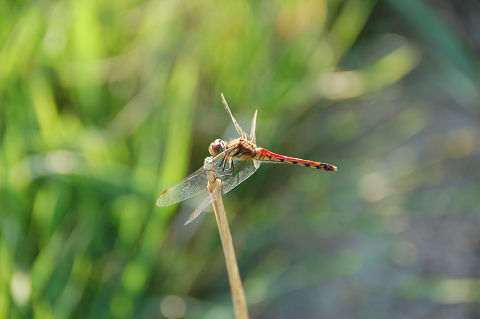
[156,94,337,224]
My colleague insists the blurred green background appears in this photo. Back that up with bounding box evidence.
[1,0,479,318]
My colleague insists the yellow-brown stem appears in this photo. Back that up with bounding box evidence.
[205,158,249,319]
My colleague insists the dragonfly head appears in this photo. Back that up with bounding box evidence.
[209,139,226,156]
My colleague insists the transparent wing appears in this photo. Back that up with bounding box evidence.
[250,110,260,169]
[156,166,209,207]
[250,109,257,144]
[220,158,259,194]
[184,158,261,224]
[221,93,249,139]
[160,96,260,221]
[184,194,212,225]
[156,147,237,207]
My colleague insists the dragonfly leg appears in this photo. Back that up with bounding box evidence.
[222,156,229,172]
[230,158,235,173]
[218,156,225,169]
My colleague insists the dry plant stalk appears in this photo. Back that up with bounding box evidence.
[204,157,249,319]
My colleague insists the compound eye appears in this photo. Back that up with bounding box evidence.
[209,139,226,156]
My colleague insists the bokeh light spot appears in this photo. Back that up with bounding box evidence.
[434,279,478,304]
[318,71,365,100]
[245,277,268,304]
[359,172,391,202]
[160,295,186,319]
[45,150,77,174]
[10,271,32,306]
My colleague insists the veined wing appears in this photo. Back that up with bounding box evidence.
[221,94,249,139]
[156,166,209,207]
[220,158,260,194]
[157,140,260,224]
[156,148,237,207]
[184,158,260,224]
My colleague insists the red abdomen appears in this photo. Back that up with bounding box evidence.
[256,148,337,171]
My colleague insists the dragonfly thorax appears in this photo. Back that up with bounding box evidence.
[209,139,227,156]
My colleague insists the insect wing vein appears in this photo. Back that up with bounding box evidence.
[156,166,209,207]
